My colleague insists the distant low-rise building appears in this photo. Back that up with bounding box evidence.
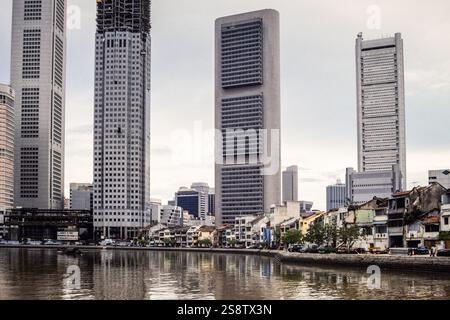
[3,208,93,242]
[299,201,314,213]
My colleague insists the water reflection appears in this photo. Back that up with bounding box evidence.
[0,248,449,300]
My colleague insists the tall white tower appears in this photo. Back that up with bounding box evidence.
[93,0,152,240]
[356,33,406,190]
[10,0,67,209]
[0,84,15,209]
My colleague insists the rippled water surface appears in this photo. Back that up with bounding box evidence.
[0,248,449,300]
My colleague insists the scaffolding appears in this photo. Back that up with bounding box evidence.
[97,0,151,38]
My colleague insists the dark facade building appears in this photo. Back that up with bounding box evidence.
[3,208,93,242]
[208,192,215,216]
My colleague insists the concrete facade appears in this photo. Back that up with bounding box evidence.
[215,9,281,226]
[93,0,152,239]
[70,183,93,211]
[0,84,15,209]
[356,33,406,190]
[346,165,402,205]
[429,169,450,189]
[326,180,346,211]
[11,0,67,209]
[282,165,298,202]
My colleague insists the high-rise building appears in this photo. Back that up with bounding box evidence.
[326,179,346,211]
[282,165,298,202]
[208,188,215,216]
[149,198,162,224]
[93,0,152,239]
[70,183,93,211]
[356,33,406,189]
[429,169,450,189]
[160,205,183,227]
[346,166,402,205]
[0,84,15,209]
[215,9,281,226]
[11,0,67,209]
[175,185,208,220]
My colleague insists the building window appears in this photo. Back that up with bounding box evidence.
[24,0,42,21]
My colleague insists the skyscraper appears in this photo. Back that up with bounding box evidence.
[0,84,15,209]
[175,186,208,220]
[93,0,152,239]
[215,9,281,226]
[282,165,298,202]
[356,33,406,189]
[10,0,67,209]
[326,179,346,211]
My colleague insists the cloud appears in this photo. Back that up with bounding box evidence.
[1,0,450,210]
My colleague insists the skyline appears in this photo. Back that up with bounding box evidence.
[0,0,449,211]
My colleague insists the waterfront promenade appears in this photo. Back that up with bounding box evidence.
[1,245,450,273]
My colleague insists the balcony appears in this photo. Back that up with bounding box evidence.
[388,227,403,235]
[424,232,439,240]
[374,215,388,223]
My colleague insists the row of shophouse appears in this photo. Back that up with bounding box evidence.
[145,183,450,250]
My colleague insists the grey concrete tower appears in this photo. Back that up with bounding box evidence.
[93,0,151,239]
[10,0,67,209]
[215,9,281,226]
[282,166,298,202]
[356,33,406,190]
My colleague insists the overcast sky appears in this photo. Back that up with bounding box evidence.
[0,0,449,210]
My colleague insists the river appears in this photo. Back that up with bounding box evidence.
[0,248,449,300]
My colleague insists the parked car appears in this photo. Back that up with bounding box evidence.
[100,239,115,246]
[288,244,303,253]
[408,247,430,256]
[42,240,62,246]
[301,244,319,253]
[318,245,337,254]
[437,249,450,257]
[0,239,7,245]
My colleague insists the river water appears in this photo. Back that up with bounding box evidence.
[0,248,449,300]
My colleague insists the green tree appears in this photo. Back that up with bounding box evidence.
[273,227,282,248]
[338,225,363,253]
[228,239,238,248]
[198,239,212,248]
[163,238,176,247]
[282,229,303,245]
[305,223,326,245]
[324,223,338,248]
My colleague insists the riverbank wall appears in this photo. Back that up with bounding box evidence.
[1,245,450,273]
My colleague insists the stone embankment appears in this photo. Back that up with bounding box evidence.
[1,245,449,273]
